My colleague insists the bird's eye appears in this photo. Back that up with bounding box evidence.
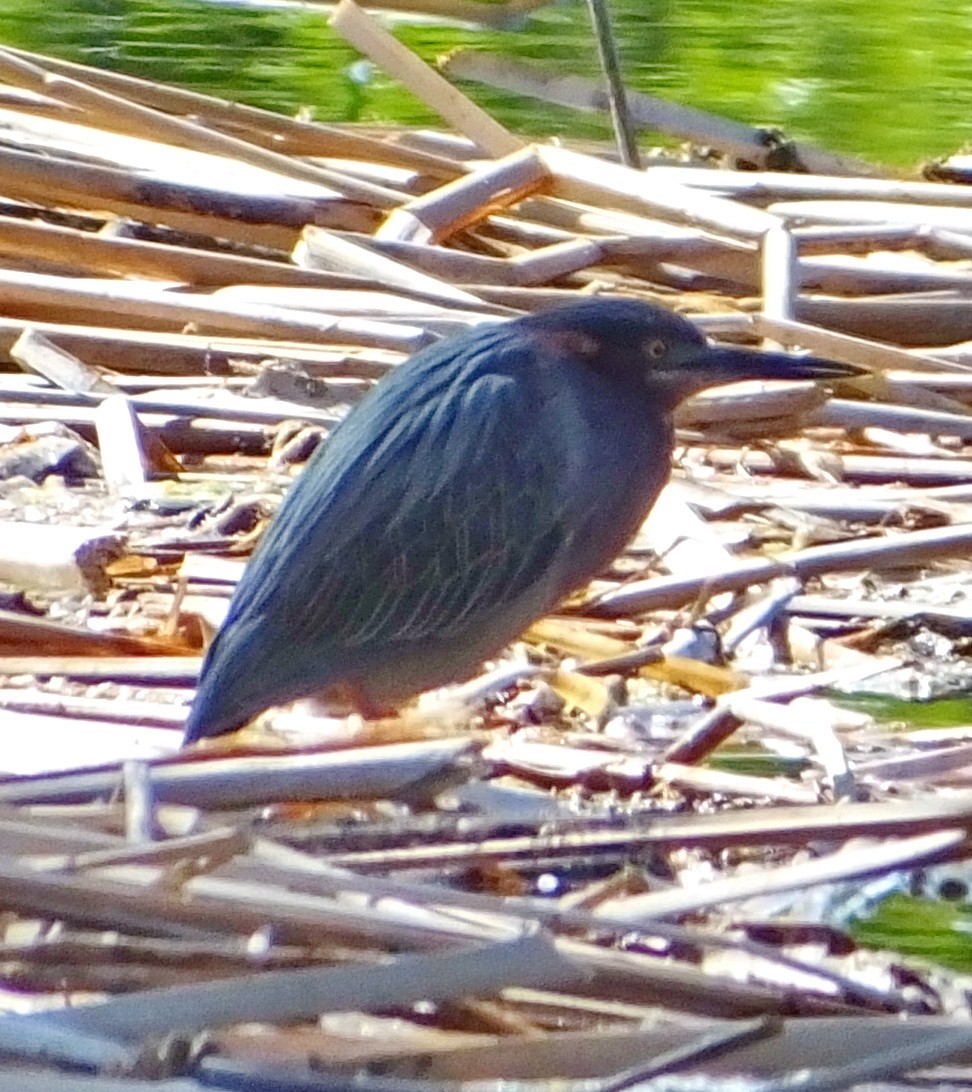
[644,338,667,359]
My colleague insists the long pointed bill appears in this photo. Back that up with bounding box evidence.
[698,346,862,382]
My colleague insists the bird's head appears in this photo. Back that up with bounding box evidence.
[524,298,858,408]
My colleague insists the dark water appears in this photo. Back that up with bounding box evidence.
[0,0,968,169]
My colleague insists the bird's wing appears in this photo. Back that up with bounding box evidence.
[225,348,573,653]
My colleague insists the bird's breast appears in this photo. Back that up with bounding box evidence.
[551,393,672,595]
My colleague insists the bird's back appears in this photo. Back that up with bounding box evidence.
[184,322,624,741]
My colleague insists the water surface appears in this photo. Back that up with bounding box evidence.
[0,0,968,169]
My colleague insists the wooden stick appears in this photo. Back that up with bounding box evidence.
[95,395,151,491]
[539,146,780,240]
[0,84,72,115]
[0,404,272,455]
[585,0,640,168]
[0,318,396,378]
[309,0,554,27]
[884,370,972,393]
[441,50,760,156]
[326,796,972,864]
[0,213,398,289]
[752,314,967,373]
[8,930,568,1040]
[0,48,405,208]
[10,328,114,394]
[0,611,194,657]
[330,0,523,158]
[32,826,247,874]
[647,165,972,206]
[688,445,972,485]
[809,398,972,439]
[594,830,962,922]
[792,223,972,263]
[294,226,492,307]
[0,318,395,380]
[0,737,481,809]
[0,523,124,596]
[6,45,465,181]
[442,52,881,176]
[335,232,529,284]
[377,146,549,243]
[0,267,431,353]
[790,593,972,629]
[122,759,156,843]
[799,253,972,295]
[511,237,609,283]
[0,383,340,429]
[770,198,972,232]
[794,223,930,253]
[761,224,797,343]
[585,523,972,617]
[0,688,189,728]
[0,656,201,681]
[796,293,972,348]
[676,380,828,427]
[0,145,379,249]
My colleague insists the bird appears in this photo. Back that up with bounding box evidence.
[183,298,855,744]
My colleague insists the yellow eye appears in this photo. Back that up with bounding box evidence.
[645,338,667,359]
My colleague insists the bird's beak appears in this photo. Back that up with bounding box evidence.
[698,344,861,383]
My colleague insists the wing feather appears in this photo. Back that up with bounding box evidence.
[221,333,572,663]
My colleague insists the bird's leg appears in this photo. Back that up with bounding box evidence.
[346,682,476,745]
[344,682,398,722]
[189,689,378,751]
[256,684,410,747]
[185,713,290,753]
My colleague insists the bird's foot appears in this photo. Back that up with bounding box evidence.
[266,694,474,749]
[182,718,292,755]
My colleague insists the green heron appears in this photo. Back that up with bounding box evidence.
[183,298,853,743]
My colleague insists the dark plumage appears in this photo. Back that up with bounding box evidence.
[184,298,854,743]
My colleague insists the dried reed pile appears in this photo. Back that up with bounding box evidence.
[1,11,972,1087]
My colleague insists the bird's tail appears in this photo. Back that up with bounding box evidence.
[182,624,264,744]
